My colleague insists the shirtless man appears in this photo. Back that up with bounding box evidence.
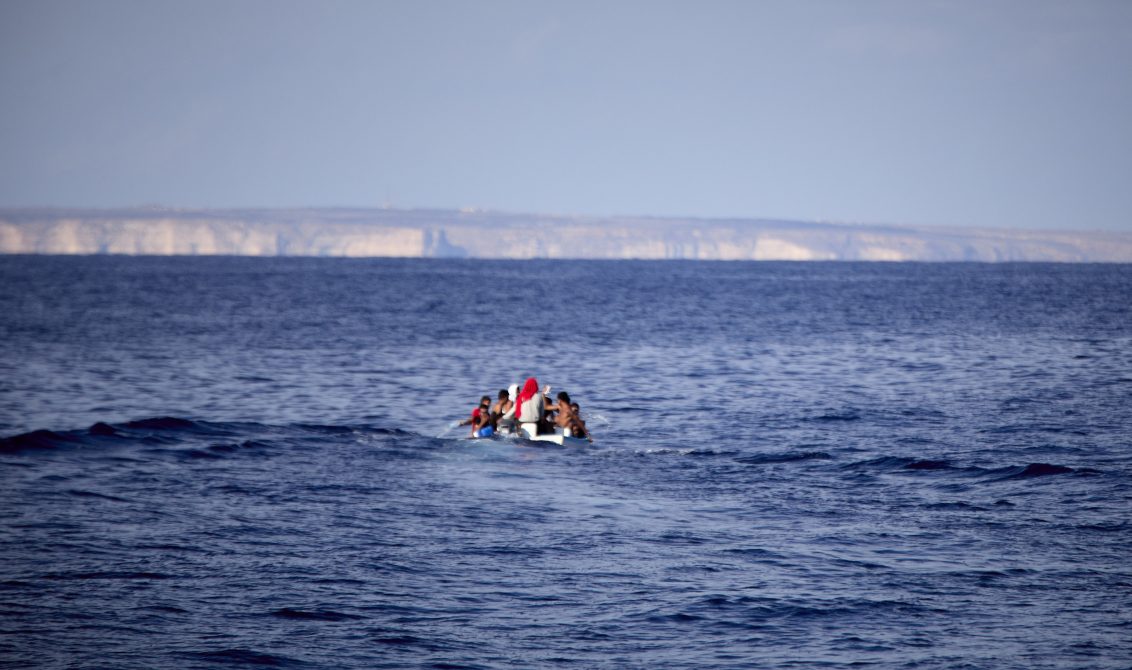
[570,402,590,439]
[545,391,592,442]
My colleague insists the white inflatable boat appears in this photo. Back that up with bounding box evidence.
[492,422,590,446]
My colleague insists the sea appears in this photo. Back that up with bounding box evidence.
[0,256,1130,669]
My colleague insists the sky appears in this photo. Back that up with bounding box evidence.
[1,0,1131,231]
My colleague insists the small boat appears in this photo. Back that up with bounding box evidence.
[495,422,590,447]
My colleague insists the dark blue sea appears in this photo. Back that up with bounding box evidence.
[1,257,1130,669]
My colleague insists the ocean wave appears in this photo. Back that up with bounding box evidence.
[921,501,989,511]
[184,648,308,667]
[810,410,861,422]
[978,463,1078,482]
[65,489,131,503]
[269,608,364,622]
[903,459,953,470]
[0,416,415,456]
[733,451,833,465]
[842,455,954,472]
[0,428,86,453]
[837,456,1097,485]
[634,447,737,457]
[40,571,174,580]
[635,594,939,629]
[125,416,200,430]
[1076,521,1129,533]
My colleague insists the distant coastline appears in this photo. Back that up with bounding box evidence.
[2,207,1130,262]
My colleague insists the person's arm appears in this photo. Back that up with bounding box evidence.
[574,418,593,442]
[462,409,481,431]
[572,413,593,442]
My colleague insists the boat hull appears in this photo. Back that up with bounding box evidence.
[504,422,590,446]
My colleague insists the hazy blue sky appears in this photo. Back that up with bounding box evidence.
[2,1,1130,230]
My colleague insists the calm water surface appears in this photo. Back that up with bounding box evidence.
[1,257,1130,669]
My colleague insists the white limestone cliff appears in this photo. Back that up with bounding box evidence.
[1,207,1129,262]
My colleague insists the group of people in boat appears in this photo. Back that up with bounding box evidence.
[459,377,592,443]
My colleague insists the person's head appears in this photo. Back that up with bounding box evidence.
[571,402,580,415]
[556,391,571,404]
[521,378,539,396]
[498,389,509,401]
[479,395,491,408]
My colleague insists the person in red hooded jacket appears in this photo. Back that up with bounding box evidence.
[514,377,546,432]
